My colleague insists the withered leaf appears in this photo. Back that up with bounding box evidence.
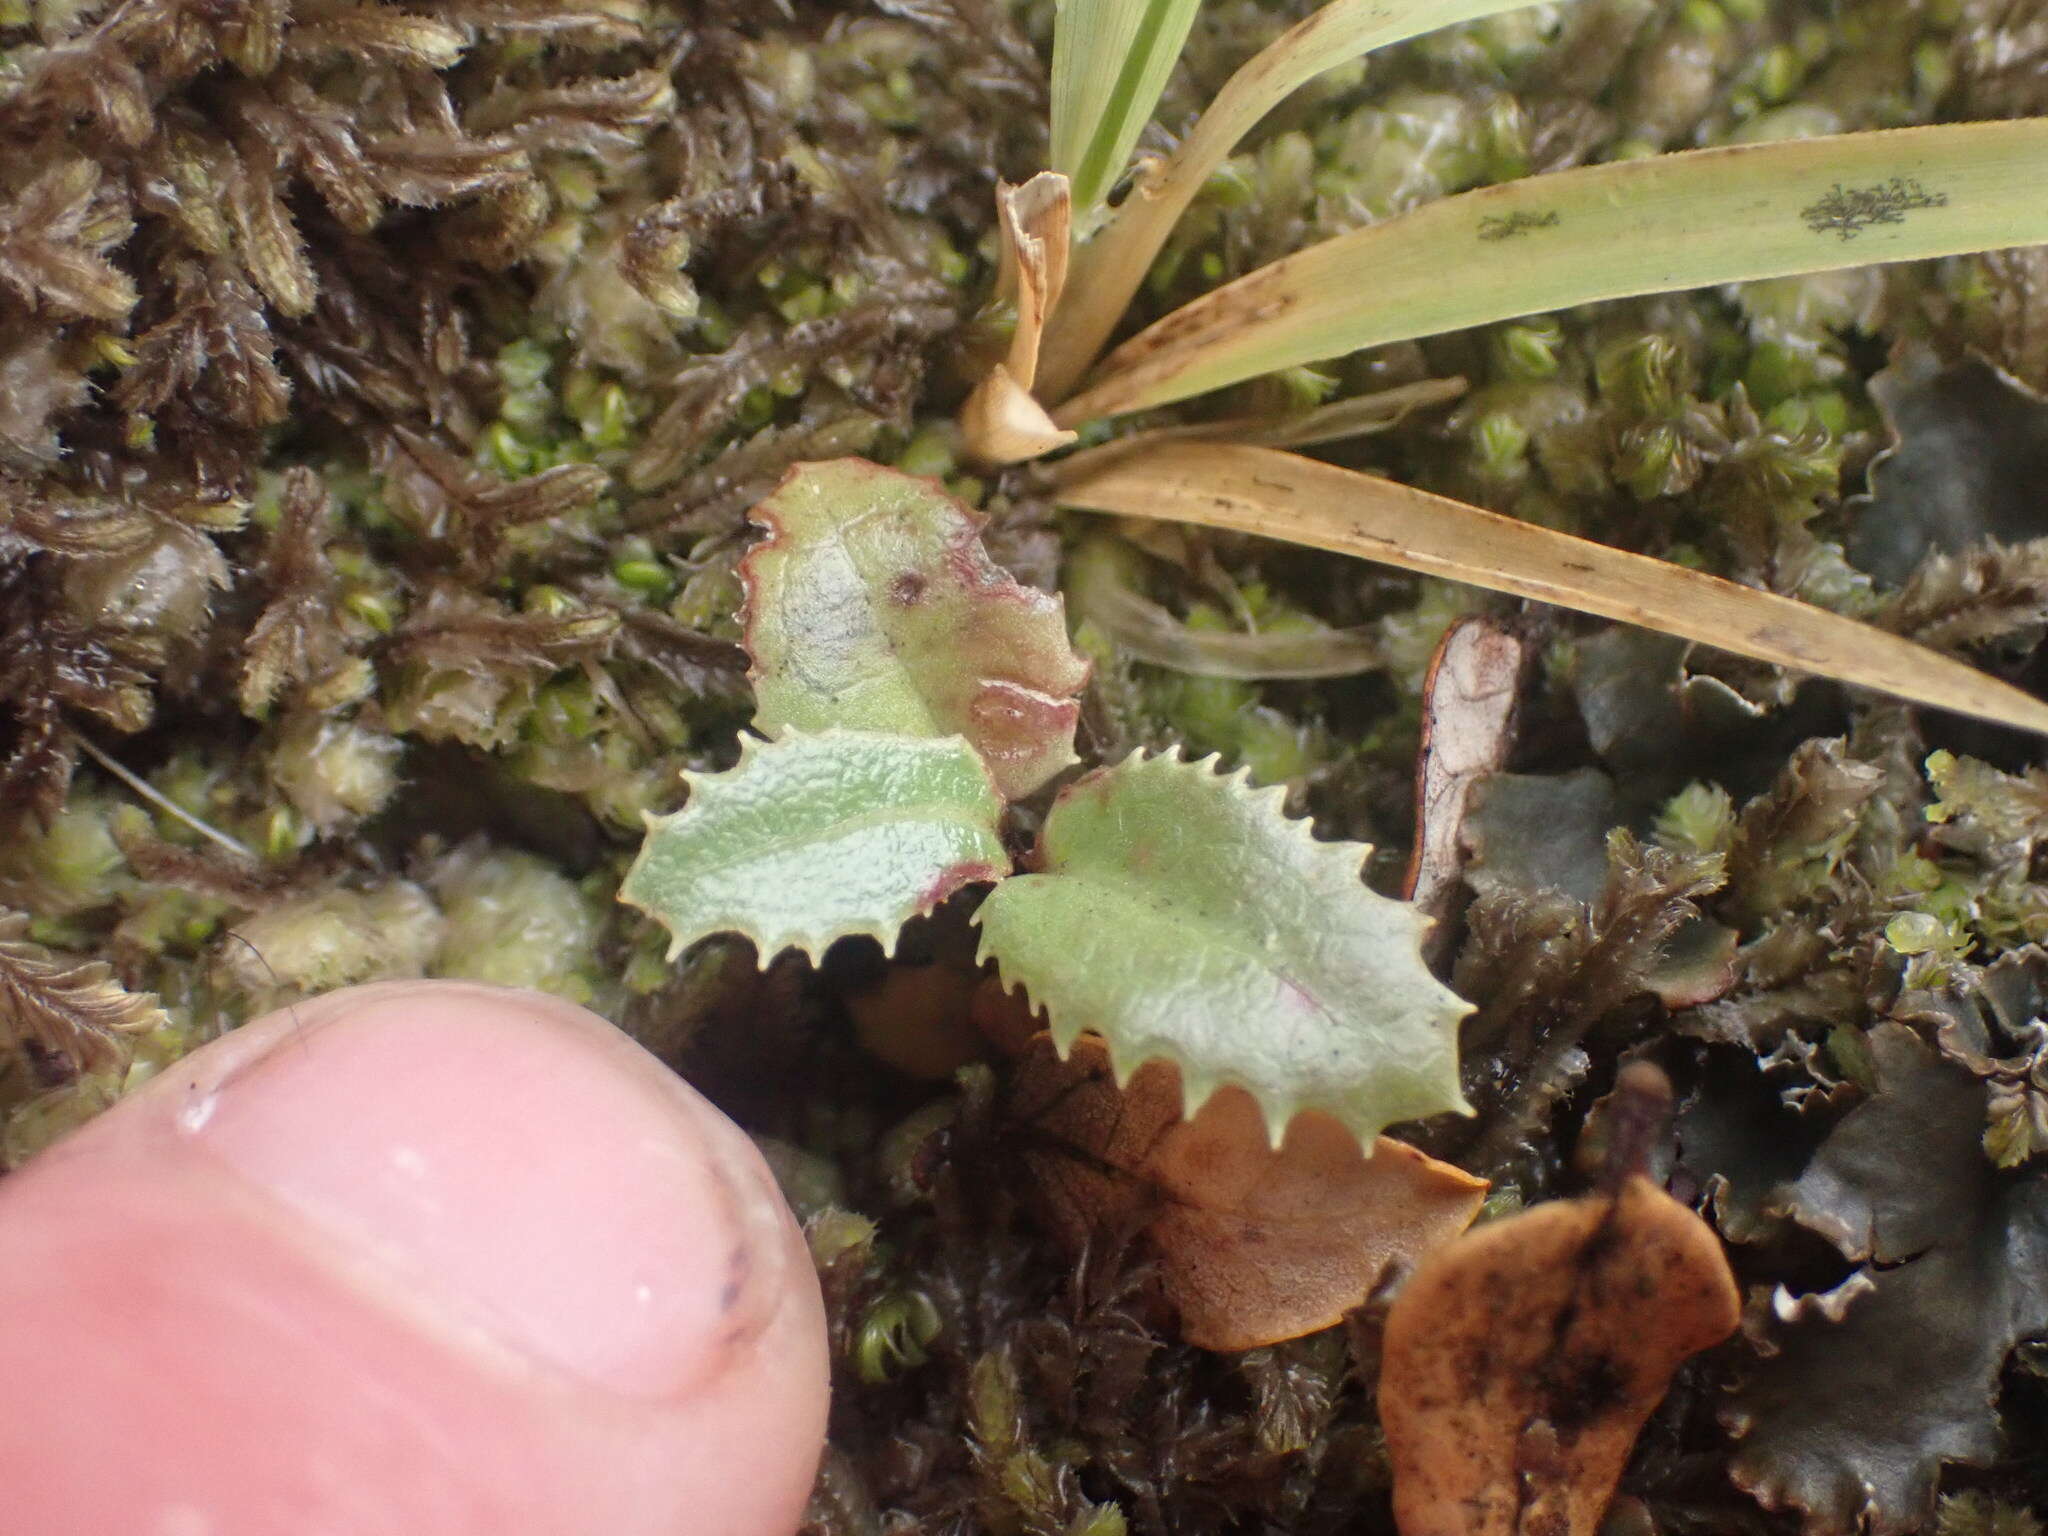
[0,909,168,1078]
[962,175,1077,463]
[1406,615,1525,939]
[1052,440,2048,737]
[1006,1030,1487,1351]
[1379,1176,1740,1536]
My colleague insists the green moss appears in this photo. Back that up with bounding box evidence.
[0,785,129,917]
[428,842,607,1005]
[217,884,443,1006]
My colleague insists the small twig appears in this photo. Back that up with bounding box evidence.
[72,734,258,861]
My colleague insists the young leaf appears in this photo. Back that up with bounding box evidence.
[1038,0,1552,397]
[742,460,1090,800]
[1055,118,2048,420]
[1381,1174,1740,1536]
[1051,440,2048,737]
[974,748,1472,1147]
[620,730,1008,965]
[1050,0,1206,223]
[1003,1029,1488,1351]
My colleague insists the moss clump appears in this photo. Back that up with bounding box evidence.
[7,0,2048,1529]
[428,841,608,1006]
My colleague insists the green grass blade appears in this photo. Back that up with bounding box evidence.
[1051,0,1207,222]
[1040,0,1552,398]
[1056,119,2048,421]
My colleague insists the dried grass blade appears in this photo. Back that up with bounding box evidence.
[1097,376,1468,453]
[1051,441,2048,736]
[1066,536,1382,678]
[1057,118,2048,420]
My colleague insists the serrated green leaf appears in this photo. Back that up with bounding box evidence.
[620,730,1008,964]
[974,749,1471,1146]
[742,460,1090,801]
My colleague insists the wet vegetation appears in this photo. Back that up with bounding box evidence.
[8,0,2048,1531]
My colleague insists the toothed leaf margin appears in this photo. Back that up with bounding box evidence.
[620,729,1009,965]
[974,749,1473,1147]
[741,459,1089,801]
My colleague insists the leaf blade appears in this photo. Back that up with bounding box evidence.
[1006,1029,1488,1351]
[1040,0,1554,397]
[975,749,1472,1146]
[1382,1176,1739,1536]
[1052,440,2048,737]
[1050,0,1207,221]
[742,460,1090,800]
[619,730,1008,964]
[1058,118,2048,419]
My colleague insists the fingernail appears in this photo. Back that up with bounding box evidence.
[185,983,792,1398]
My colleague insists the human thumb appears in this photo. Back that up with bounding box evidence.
[0,979,829,1536]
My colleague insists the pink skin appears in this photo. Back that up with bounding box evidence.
[0,981,830,1536]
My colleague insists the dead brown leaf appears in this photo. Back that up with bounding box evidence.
[962,174,1077,463]
[1379,1175,1740,1536]
[1405,615,1527,943]
[1051,439,2048,738]
[1005,1027,1488,1351]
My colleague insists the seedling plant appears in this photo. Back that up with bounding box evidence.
[629,0,2048,1159]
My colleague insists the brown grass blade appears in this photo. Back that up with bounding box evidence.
[1051,441,2048,737]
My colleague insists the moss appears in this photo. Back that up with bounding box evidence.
[269,715,403,832]
[216,884,444,1007]
[7,0,2048,1526]
[427,841,607,1006]
[0,784,129,918]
